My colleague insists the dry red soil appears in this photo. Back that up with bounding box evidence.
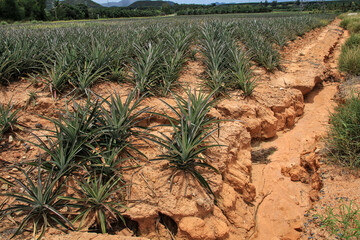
[0,18,352,240]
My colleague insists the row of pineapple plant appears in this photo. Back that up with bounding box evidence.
[199,21,257,96]
[0,14,335,91]
[231,14,335,71]
[131,26,193,96]
[0,13,337,239]
[0,23,193,97]
[0,88,222,239]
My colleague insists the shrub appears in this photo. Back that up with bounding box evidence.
[250,36,280,72]
[339,46,360,75]
[32,98,101,175]
[0,164,74,239]
[326,93,360,168]
[152,88,221,199]
[199,22,232,95]
[42,61,72,98]
[130,43,163,96]
[32,131,85,177]
[87,146,127,179]
[228,46,258,96]
[0,99,19,139]
[158,30,192,96]
[158,50,186,96]
[98,90,150,158]
[61,174,126,234]
[30,20,42,24]
[108,67,124,82]
[50,99,100,151]
[71,61,105,95]
[0,51,21,85]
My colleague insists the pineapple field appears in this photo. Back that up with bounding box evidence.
[0,12,354,240]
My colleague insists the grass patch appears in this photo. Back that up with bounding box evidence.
[340,15,360,31]
[326,93,360,168]
[339,14,360,75]
[316,200,360,240]
[344,33,360,49]
[348,21,360,34]
[339,46,360,76]
[340,17,352,29]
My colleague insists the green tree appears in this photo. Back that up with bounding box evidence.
[161,3,171,14]
[77,4,89,18]
[18,0,35,18]
[271,0,277,8]
[36,0,46,20]
[2,0,18,20]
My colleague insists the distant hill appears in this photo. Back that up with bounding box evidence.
[66,0,103,7]
[46,0,103,9]
[101,0,135,7]
[101,0,174,8]
[100,0,360,7]
[128,0,174,8]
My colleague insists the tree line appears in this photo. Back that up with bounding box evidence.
[1,0,359,22]
[0,0,46,21]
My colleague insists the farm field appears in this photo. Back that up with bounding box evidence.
[0,12,355,240]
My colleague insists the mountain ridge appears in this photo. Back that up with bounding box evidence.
[100,0,174,7]
[46,0,103,9]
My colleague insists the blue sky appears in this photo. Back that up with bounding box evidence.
[93,0,255,4]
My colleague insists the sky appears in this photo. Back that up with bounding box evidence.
[93,0,258,5]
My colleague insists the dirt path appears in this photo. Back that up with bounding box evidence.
[270,18,344,95]
[251,83,338,240]
[250,19,347,240]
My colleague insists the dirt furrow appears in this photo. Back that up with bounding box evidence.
[250,19,347,240]
[270,18,344,95]
[251,84,338,239]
